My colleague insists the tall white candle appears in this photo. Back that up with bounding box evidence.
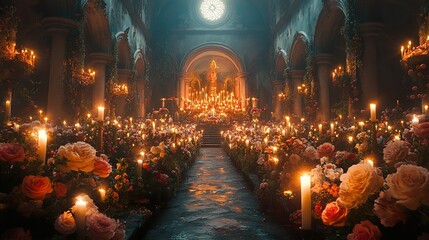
[97,106,104,121]
[38,129,47,165]
[370,103,376,122]
[74,196,87,239]
[318,124,322,136]
[359,121,364,132]
[5,100,11,119]
[330,123,335,136]
[425,105,428,115]
[300,174,311,230]
[98,188,106,202]
[137,159,143,177]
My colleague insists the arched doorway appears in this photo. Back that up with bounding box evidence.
[273,49,287,120]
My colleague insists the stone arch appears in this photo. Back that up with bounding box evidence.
[82,0,112,54]
[289,31,309,70]
[134,49,146,118]
[274,49,288,80]
[314,0,346,53]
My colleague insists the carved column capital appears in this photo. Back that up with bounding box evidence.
[42,17,79,35]
[358,22,383,38]
[314,54,334,67]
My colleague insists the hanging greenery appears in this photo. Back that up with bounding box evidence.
[303,44,318,122]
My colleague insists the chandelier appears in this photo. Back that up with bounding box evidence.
[111,83,129,96]
[5,42,36,67]
[72,68,96,85]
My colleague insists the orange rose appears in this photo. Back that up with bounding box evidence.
[93,157,112,178]
[54,182,68,198]
[321,201,349,226]
[21,175,53,200]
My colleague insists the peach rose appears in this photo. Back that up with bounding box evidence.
[93,157,112,178]
[383,140,410,165]
[57,142,96,172]
[386,164,429,210]
[321,201,349,227]
[54,182,68,198]
[54,211,76,235]
[347,220,381,240]
[413,122,429,138]
[374,191,407,227]
[0,143,25,164]
[21,175,53,200]
[317,142,335,158]
[337,163,384,209]
[0,227,32,240]
[87,212,118,240]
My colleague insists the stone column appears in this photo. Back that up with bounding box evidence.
[235,72,247,108]
[315,54,333,122]
[272,80,284,120]
[42,17,78,120]
[290,69,305,117]
[88,53,113,111]
[358,22,383,105]
[136,79,146,118]
[116,69,134,117]
[178,73,189,109]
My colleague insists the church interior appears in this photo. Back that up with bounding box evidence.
[1,0,429,239]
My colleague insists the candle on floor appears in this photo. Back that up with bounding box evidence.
[74,196,87,239]
[38,129,47,165]
[137,159,143,177]
[370,103,376,122]
[98,188,106,202]
[300,173,311,230]
[97,106,104,121]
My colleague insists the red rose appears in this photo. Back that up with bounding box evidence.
[347,220,381,240]
[54,182,68,198]
[21,175,53,200]
[314,201,323,218]
[321,201,349,226]
[0,143,25,164]
[317,142,335,158]
[142,163,151,171]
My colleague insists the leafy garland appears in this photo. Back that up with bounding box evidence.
[303,44,318,122]
[106,37,118,117]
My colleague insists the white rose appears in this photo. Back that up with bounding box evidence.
[57,142,96,172]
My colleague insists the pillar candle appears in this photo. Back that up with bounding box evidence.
[74,196,87,239]
[137,159,143,177]
[411,114,419,125]
[97,106,104,121]
[318,124,322,136]
[370,103,376,122]
[5,100,11,119]
[98,188,106,202]
[300,174,311,230]
[359,121,364,132]
[38,129,47,165]
[425,105,428,115]
[330,123,335,136]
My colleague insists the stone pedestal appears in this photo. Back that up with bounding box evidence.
[88,53,113,112]
[315,54,333,122]
[358,22,383,105]
[42,17,78,120]
[290,69,305,117]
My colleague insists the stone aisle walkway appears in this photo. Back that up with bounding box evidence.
[143,148,294,240]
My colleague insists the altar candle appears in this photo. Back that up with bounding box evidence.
[38,129,47,165]
[5,100,11,118]
[330,123,335,136]
[411,114,419,125]
[74,196,87,239]
[97,106,104,121]
[300,174,311,230]
[370,103,376,121]
[318,124,322,136]
[98,188,106,202]
[137,159,143,177]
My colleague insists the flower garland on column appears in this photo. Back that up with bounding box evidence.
[303,44,318,122]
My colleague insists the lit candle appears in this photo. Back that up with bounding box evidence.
[411,114,419,125]
[425,105,428,115]
[137,159,143,177]
[365,159,374,167]
[38,129,47,165]
[97,106,104,121]
[74,196,87,239]
[370,103,376,121]
[98,188,106,202]
[318,124,322,136]
[5,100,11,119]
[300,174,311,230]
[330,123,335,136]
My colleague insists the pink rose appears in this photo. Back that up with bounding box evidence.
[374,191,407,227]
[93,157,112,178]
[289,154,301,165]
[0,143,25,164]
[413,122,429,138]
[321,201,349,226]
[21,175,53,200]
[0,227,32,240]
[386,164,429,210]
[383,140,410,165]
[87,212,118,240]
[347,220,381,240]
[111,223,125,240]
[303,146,317,160]
[317,142,335,158]
[54,211,76,235]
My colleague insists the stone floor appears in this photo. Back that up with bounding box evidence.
[142,148,295,240]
